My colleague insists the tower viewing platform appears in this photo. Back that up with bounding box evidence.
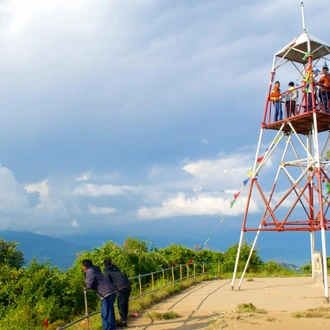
[262,27,330,135]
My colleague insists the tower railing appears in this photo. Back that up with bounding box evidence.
[265,83,329,126]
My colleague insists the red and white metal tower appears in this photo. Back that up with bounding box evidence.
[231,2,330,301]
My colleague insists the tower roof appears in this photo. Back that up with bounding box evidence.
[274,31,330,64]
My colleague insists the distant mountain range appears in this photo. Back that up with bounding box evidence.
[258,247,309,267]
[0,231,310,269]
[0,231,92,269]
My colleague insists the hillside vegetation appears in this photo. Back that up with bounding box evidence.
[0,237,310,329]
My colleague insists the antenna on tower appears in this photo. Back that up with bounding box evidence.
[301,1,307,32]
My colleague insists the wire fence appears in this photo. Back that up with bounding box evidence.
[56,261,219,330]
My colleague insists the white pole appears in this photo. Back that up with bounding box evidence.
[310,231,315,279]
[231,230,245,290]
[320,228,329,302]
[238,226,261,290]
[311,80,329,301]
[301,1,306,32]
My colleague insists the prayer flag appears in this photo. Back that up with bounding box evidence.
[326,150,330,160]
[234,191,241,199]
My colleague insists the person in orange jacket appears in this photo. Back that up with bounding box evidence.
[318,66,330,113]
[270,81,283,121]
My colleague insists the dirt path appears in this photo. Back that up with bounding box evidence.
[128,277,330,329]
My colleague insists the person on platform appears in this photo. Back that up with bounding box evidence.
[285,81,298,117]
[270,81,283,121]
[317,66,330,113]
[306,69,320,111]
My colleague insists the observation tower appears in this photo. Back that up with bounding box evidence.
[231,2,330,301]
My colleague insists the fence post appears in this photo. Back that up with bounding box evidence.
[193,263,196,281]
[138,274,142,302]
[162,269,166,293]
[151,272,155,291]
[171,266,174,284]
[180,264,182,284]
[218,259,220,275]
[202,262,205,278]
[186,264,189,279]
[83,287,89,326]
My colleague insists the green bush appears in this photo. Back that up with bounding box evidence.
[222,241,263,273]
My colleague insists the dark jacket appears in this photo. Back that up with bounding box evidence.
[85,266,117,300]
[104,264,131,291]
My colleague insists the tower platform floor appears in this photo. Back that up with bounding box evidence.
[264,111,330,135]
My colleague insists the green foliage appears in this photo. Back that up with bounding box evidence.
[158,244,195,266]
[235,302,266,314]
[0,258,87,328]
[146,311,180,320]
[222,241,262,273]
[259,261,297,276]
[261,261,284,273]
[0,239,25,269]
[299,258,330,275]
[300,262,312,274]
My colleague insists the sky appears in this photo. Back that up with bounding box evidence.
[0,0,329,257]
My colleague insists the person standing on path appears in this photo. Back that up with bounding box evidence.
[103,258,132,328]
[82,259,117,330]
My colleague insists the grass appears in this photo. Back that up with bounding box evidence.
[207,303,267,329]
[235,303,266,314]
[292,306,330,319]
[215,269,304,280]
[145,311,180,321]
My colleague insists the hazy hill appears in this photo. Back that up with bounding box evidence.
[0,231,92,269]
[258,247,309,267]
[63,234,309,267]
[0,231,309,270]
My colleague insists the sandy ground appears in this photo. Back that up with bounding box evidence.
[128,277,330,329]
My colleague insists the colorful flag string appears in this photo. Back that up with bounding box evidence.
[192,135,282,255]
[229,135,281,208]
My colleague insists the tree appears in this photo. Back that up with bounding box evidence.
[222,241,263,273]
[158,244,195,266]
[0,239,25,269]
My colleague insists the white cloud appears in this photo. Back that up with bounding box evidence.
[24,179,49,197]
[74,183,136,196]
[75,171,122,183]
[0,165,30,211]
[181,152,255,189]
[75,172,91,182]
[88,204,116,215]
[71,220,80,227]
[137,192,259,220]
